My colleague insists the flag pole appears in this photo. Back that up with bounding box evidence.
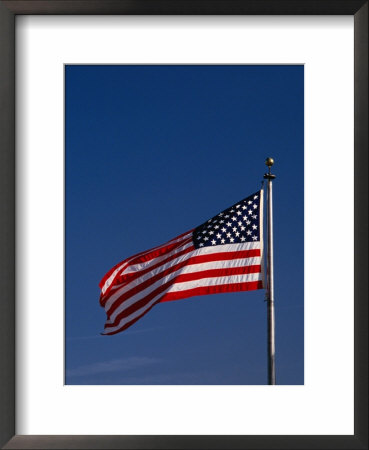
[264,157,276,385]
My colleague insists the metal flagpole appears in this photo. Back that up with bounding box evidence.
[264,157,276,385]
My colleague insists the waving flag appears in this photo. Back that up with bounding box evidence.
[99,190,264,335]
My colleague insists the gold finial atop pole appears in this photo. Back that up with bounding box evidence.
[265,157,274,168]
[264,157,276,180]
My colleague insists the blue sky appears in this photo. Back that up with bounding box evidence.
[65,65,304,385]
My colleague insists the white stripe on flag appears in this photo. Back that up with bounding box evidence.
[103,272,263,335]
[106,261,261,324]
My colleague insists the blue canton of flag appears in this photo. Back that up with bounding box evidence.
[193,192,261,248]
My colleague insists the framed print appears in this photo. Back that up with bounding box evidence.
[63,64,303,386]
[0,1,367,449]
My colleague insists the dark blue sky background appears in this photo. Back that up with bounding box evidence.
[65,65,304,385]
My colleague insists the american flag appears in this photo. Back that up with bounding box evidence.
[99,190,264,335]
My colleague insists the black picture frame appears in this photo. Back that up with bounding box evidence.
[0,1,367,449]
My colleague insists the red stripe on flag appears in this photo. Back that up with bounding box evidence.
[103,249,261,316]
[160,280,264,302]
[104,266,262,331]
[102,280,263,335]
